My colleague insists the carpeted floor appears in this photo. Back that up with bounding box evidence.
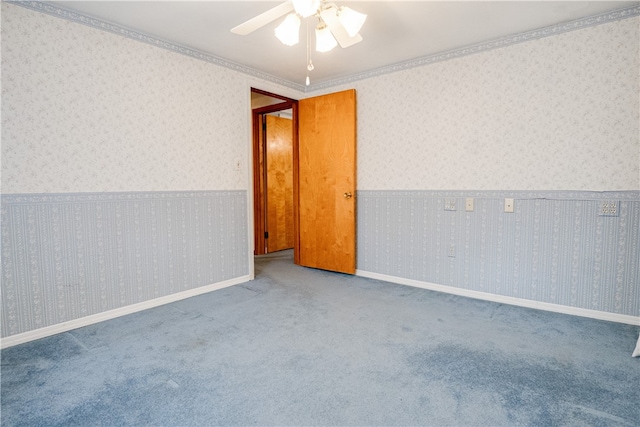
[2,250,639,426]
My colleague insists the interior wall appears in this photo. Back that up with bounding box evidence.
[316,16,640,320]
[1,3,248,194]
[2,3,638,343]
[321,16,639,192]
[0,3,263,341]
[251,92,287,110]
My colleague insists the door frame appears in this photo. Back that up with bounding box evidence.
[251,88,299,258]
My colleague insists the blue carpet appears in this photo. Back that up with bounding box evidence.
[2,250,639,426]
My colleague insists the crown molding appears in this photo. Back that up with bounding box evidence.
[7,1,640,93]
[308,3,640,91]
[7,0,307,92]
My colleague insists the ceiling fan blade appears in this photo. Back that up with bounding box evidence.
[231,1,294,36]
[319,6,363,48]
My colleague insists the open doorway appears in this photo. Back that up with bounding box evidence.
[251,88,357,274]
[251,88,298,256]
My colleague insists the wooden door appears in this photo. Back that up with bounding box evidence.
[266,115,294,252]
[297,89,356,274]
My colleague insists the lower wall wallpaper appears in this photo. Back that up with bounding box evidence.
[357,190,639,318]
[1,191,248,338]
[2,189,638,340]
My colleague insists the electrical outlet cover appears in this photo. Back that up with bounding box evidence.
[465,198,474,211]
[504,198,514,213]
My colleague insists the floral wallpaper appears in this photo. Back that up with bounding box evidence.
[1,3,257,342]
[1,3,249,194]
[1,191,249,339]
[326,16,639,191]
[357,190,639,319]
[4,3,637,194]
[2,2,639,342]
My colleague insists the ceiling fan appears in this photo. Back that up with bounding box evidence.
[231,0,367,52]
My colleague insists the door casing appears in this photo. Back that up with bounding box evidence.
[251,89,297,256]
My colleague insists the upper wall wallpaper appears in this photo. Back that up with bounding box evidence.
[2,4,639,194]
[331,17,639,191]
[1,3,250,194]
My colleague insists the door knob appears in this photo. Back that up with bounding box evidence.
[343,192,353,199]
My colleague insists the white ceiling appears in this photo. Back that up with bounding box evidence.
[47,1,639,90]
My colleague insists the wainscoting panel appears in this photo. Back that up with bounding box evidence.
[1,191,248,338]
[357,191,640,318]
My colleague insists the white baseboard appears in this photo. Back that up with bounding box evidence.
[4,272,637,349]
[356,270,640,326]
[0,275,251,349]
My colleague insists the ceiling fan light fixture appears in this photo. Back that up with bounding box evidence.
[315,22,337,52]
[292,0,321,18]
[274,13,301,46]
[337,6,367,37]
